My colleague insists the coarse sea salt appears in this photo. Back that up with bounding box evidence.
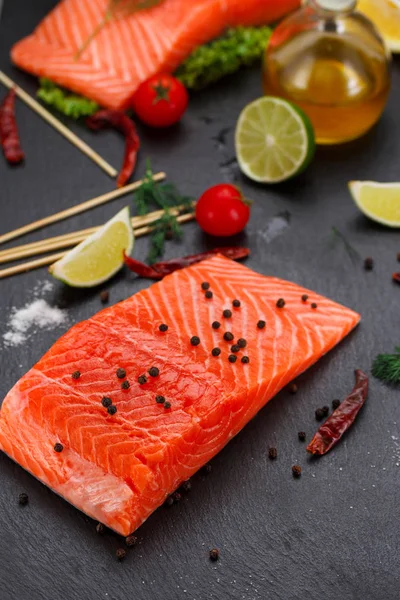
[3,299,67,347]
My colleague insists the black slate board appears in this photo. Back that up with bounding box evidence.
[1,2,400,599]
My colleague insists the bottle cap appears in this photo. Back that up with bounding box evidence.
[315,0,356,10]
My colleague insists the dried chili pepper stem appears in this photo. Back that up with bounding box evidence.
[86,110,140,187]
[0,88,25,165]
[307,370,368,456]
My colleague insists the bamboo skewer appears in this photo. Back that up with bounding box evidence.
[0,203,194,264]
[0,71,118,178]
[0,171,166,246]
[0,213,195,280]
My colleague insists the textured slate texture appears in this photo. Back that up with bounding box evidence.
[0,2,399,599]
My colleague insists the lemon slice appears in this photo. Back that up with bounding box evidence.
[49,206,134,287]
[235,96,315,184]
[348,181,400,227]
[357,0,400,53]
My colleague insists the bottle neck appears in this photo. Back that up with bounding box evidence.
[309,0,356,14]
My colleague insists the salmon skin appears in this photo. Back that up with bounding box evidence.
[11,0,301,110]
[0,256,360,536]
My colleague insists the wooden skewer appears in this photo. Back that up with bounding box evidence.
[0,203,194,264]
[0,213,195,280]
[0,71,118,178]
[0,171,166,246]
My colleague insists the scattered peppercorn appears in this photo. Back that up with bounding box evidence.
[257,320,266,329]
[172,491,182,503]
[96,522,105,535]
[164,401,172,409]
[125,535,137,547]
[321,405,329,417]
[159,323,168,332]
[315,408,325,421]
[223,331,234,342]
[181,480,192,493]
[156,395,166,404]
[116,548,126,561]
[237,338,247,348]
[230,344,240,353]
[301,294,308,302]
[276,298,285,309]
[209,549,219,562]
[311,303,318,309]
[232,299,241,308]
[19,493,29,506]
[397,253,400,263]
[228,354,237,363]
[190,336,201,346]
[148,366,159,378]
[201,282,210,290]
[298,431,306,442]
[138,375,147,385]
[121,380,130,390]
[288,383,298,395]
[108,405,117,415]
[292,465,302,478]
[364,257,374,271]
[241,356,250,364]
[100,290,109,304]
[212,347,221,357]
[332,399,341,410]
[71,370,81,380]
[205,290,213,299]
[116,368,126,379]
[54,443,63,453]
[212,321,221,330]
[202,464,212,475]
[268,447,277,459]
[101,396,112,408]
[164,496,174,507]
[223,309,232,318]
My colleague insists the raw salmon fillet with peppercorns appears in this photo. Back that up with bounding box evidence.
[10,0,300,110]
[0,255,359,536]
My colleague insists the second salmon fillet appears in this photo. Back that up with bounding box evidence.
[0,255,360,535]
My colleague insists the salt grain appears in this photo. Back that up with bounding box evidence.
[3,299,66,347]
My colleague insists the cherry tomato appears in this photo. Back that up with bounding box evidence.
[195,184,251,237]
[132,74,189,128]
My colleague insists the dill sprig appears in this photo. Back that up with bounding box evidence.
[372,347,400,384]
[134,162,193,264]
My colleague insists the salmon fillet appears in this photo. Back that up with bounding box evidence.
[11,0,300,110]
[0,256,360,536]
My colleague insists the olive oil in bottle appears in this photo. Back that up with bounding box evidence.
[263,0,391,144]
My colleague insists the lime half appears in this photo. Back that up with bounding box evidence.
[49,206,134,287]
[348,181,400,227]
[235,96,315,183]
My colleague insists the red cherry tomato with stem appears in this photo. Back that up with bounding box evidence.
[132,74,189,128]
[195,184,251,237]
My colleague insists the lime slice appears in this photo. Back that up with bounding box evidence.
[49,206,134,287]
[235,96,315,183]
[348,181,400,227]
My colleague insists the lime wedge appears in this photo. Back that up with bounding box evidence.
[49,206,134,287]
[348,181,400,227]
[235,96,315,183]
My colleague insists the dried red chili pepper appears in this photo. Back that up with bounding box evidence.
[392,273,400,285]
[0,88,24,165]
[124,247,250,279]
[86,110,139,187]
[307,369,368,456]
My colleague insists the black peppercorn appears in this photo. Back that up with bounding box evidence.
[241,356,250,364]
[164,401,171,409]
[288,383,298,394]
[332,399,341,410]
[228,354,237,363]
[126,535,137,547]
[159,324,168,332]
[315,408,325,421]
[121,380,130,390]
[292,465,302,478]
[209,549,219,561]
[311,303,318,309]
[230,344,240,353]
[232,299,241,308]
[156,395,166,404]
[100,290,109,304]
[201,282,210,291]
[257,320,266,329]
[19,493,29,506]
[54,443,63,453]
[223,309,232,318]
[138,375,147,385]
[96,522,105,535]
[181,480,192,493]
[298,431,306,442]
[237,338,247,348]
[268,447,277,460]
[364,257,374,271]
[71,370,81,380]
[212,347,221,357]
[108,405,117,415]
[276,298,285,309]
[148,366,159,377]
[164,496,174,507]
[190,336,201,346]
[116,548,126,561]
[101,396,112,408]
[301,294,308,302]
[321,405,329,417]
[116,368,126,379]
[205,291,213,299]
[223,331,234,342]
[212,321,221,330]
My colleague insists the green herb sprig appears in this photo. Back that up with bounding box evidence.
[176,26,272,90]
[37,78,99,119]
[372,347,400,384]
[134,162,193,264]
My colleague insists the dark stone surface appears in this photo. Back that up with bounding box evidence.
[1,2,399,599]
